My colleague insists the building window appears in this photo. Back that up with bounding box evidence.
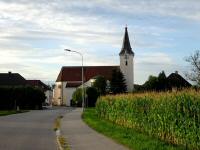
[125,61,128,66]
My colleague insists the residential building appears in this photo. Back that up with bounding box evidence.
[0,72,53,106]
[0,72,27,86]
[167,71,191,90]
[27,80,53,105]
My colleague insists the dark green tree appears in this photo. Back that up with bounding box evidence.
[143,75,158,91]
[157,71,167,91]
[110,69,127,94]
[92,75,107,95]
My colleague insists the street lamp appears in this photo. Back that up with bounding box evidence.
[64,49,84,111]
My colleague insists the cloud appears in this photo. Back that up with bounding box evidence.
[136,52,173,65]
[134,52,189,84]
[92,0,200,22]
[0,0,197,84]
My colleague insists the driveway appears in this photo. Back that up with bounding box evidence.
[0,107,70,150]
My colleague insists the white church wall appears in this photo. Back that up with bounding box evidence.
[62,85,76,106]
[61,81,67,105]
[53,82,62,105]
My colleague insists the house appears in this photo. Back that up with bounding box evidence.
[0,72,27,86]
[0,72,53,106]
[53,27,135,106]
[27,80,53,106]
[167,71,191,90]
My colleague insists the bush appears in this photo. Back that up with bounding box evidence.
[72,88,84,107]
[96,89,200,149]
[86,87,99,107]
[72,87,99,107]
[0,86,45,110]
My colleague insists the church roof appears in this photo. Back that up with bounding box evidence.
[56,66,119,87]
[119,27,134,56]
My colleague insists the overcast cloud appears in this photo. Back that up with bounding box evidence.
[0,0,200,84]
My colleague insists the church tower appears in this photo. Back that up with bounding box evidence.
[119,26,134,92]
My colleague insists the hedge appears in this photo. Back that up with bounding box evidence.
[0,86,46,110]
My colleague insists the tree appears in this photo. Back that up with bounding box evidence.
[143,75,158,91]
[142,71,167,91]
[157,71,167,91]
[110,69,127,94]
[92,75,107,95]
[185,50,200,85]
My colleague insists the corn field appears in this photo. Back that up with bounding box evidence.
[96,89,200,149]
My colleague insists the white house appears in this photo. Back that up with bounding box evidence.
[45,90,53,106]
[53,27,135,106]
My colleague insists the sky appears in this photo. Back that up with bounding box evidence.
[0,0,200,85]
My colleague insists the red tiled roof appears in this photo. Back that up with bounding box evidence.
[27,80,50,90]
[56,66,119,87]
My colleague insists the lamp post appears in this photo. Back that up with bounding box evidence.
[64,49,84,111]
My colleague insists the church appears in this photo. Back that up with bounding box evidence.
[53,27,135,106]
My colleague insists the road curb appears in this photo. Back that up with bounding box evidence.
[54,116,70,150]
[56,130,63,150]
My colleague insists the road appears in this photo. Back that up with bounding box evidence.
[0,107,69,150]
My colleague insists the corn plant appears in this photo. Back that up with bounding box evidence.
[96,89,200,149]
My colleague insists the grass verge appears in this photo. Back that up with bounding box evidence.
[54,115,70,150]
[0,110,28,116]
[82,108,185,150]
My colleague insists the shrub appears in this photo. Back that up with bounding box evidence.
[72,87,99,107]
[72,88,84,107]
[86,87,99,107]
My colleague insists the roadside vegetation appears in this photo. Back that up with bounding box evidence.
[81,51,200,149]
[83,108,184,150]
[94,89,200,149]
[0,86,45,110]
[0,110,28,116]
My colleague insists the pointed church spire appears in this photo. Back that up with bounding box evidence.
[119,26,134,56]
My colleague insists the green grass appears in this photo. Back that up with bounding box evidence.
[82,108,185,150]
[0,110,28,116]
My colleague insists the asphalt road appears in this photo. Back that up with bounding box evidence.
[0,107,69,150]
